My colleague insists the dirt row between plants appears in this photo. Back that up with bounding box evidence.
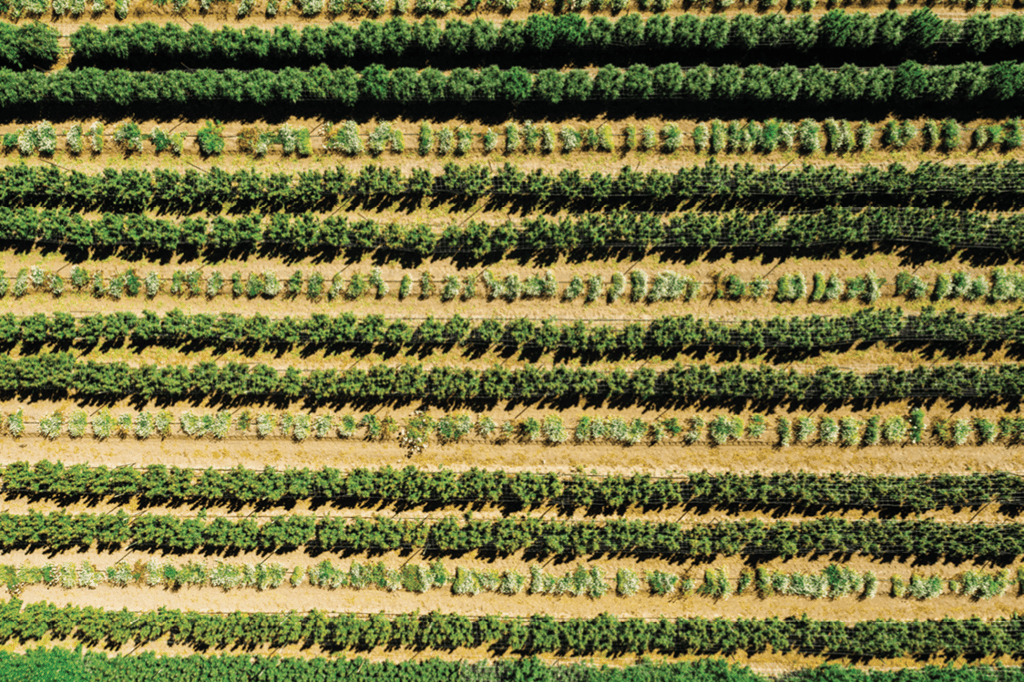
[16,337,1017,374]
[5,549,1017,583]
[6,236,1018,271]
[11,581,1023,623]
[4,488,1020,522]
[28,1,1018,33]
[0,637,1010,675]
[2,246,1014,281]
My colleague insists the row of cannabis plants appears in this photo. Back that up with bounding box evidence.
[2,599,1024,653]
[13,307,1024,353]
[8,352,1024,404]
[6,206,1023,260]
[3,162,1021,216]
[64,12,1024,69]
[2,61,1024,109]
[11,117,1024,159]
[10,558,1020,602]
[13,407,1024,449]
[3,512,1024,556]
[3,263,991,305]
[6,460,1022,510]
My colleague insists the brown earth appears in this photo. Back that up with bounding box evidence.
[23,1,1021,34]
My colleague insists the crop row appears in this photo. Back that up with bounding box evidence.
[10,557,1019,602]
[0,262,861,305]
[4,0,729,21]
[4,599,1024,654]
[15,116,1021,160]
[15,405,1024,449]
[7,352,1024,404]
[1,61,1022,109]
[3,513,1024,556]
[723,269,1024,304]
[9,461,1020,511]
[3,207,1020,259]
[65,12,1024,70]
[4,262,1002,306]
[0,24,56,69]
[11,307,1024,354]
[0,653,1010,682]
[3,164,1021,218]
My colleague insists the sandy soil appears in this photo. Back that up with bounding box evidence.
[21,1,1018,34]
[13,581,1024,621]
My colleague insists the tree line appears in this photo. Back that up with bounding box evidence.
[5,307,1024,354]
[0,599,1023,654]
[66,11,1024,69]
[2,512,1024,557]
[1,161,1022,216]
[2,60,1023,108]
[6,460,1021,512]
[5,352,1024,404]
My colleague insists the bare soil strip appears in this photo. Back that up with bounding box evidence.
[25,2,1020,33]
[12,582,1022,623]
[2,492,1018,523]
[6,339,1015,376]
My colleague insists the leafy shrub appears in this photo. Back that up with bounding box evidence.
[196,120,225,156]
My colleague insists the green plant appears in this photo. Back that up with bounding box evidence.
[195,120,225,156]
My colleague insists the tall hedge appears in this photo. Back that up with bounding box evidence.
[1,61,1022,108]
[67,11,1024,68]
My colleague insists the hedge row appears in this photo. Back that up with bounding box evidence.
[0,650,1017,682]
[0,652,772,682]
[2,60,1024,108]
[6,352,1024,404]
[0,23,57,69]
[2,162,1022,216]
[6,308,1024,353]
[2,512,1024,556]
[6,206,1024,261]
[2,206,1019,256]
[66,12,1024,68]
[7,460,1022,511]
[1,600,1024,654]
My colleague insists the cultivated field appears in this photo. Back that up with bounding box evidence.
[0,2,1023,682]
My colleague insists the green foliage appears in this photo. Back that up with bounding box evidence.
[195,120,225,156]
